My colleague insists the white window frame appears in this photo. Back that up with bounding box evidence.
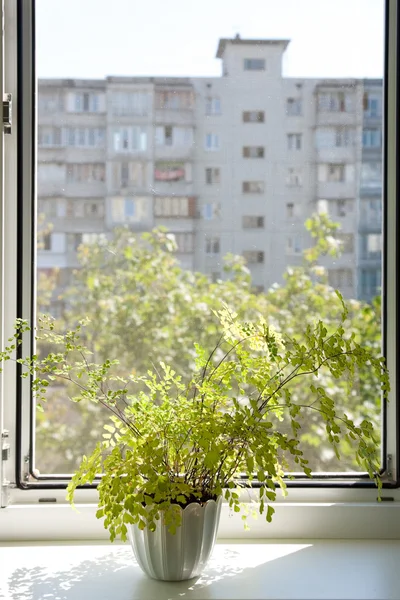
[0,0,399,542]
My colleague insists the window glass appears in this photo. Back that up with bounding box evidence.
[34,0,385,477]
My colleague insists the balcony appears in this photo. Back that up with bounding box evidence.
[155,109,194,126]
[317,181,356,199]
[315,147,356,164]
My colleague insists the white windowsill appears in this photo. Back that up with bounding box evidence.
[1,539,400,599]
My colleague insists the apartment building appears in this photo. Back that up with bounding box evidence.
[37,37,383,311]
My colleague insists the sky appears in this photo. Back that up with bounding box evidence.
[36,0,385,80]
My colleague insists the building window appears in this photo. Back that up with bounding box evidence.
[114,127,147,152]
[286,98,302,116]
[363,93,382,118]
[244,58,266,71]
[243,250,264,264]
[155,126,193,147]
[336,233,354,254]
[65,128,105,149]
[174,232,194,253]
[243,111,265,123]
[205,133,220,151]
[42,233,52,251]
[205,97,221,115]
[111,92,150,116]
[242,216,264,228]
[154,161,188,183]
[205,237,220,254]
[243,146,264,158]
[156,90,194,110]
[242,181,265,193]
[360,268,381,300]
[73,92,101,113]
[154,196,195,218]
[362,128,382,148]
[38,92,64,114]
[205,167,220,184]
[361,198,382,226]
[287,133,302,150]
[83,201,104,218]
[286,168,302,187]
[203,203,215,220]
[361,162,382,187]
[38,127,63,147]
[328,268,354,288]
[335,127,353,147]
[67,233,83,252]
[361,233,382,260]
[286,236,302,254]
[111,196,148,223]
[66,164,105,183]
[318,163,350,183]
[317,91,352,112]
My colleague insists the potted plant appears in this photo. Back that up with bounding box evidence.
[3,292,389,581]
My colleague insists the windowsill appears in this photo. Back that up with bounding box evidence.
[1,539,400,599]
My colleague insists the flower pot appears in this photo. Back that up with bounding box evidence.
[128,496,222,581]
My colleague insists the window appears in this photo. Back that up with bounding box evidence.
[66,164,105,183]
[111,92,150,116]
[243,250,264,264]
[286,236,302,254]
[243,146,264,158]
[360,268,382,301]
[154,196,195,218]
[242,216,264,228]
[114,127,147,152]
[286,168,302,187]
[37,163,66,184]
[328,268,354,288]
[66,233,83,252]
[38,127,63,147]
[286,98,302,116]
[316,126,353,149]
[111,196,148,223]
[243,111,265,122]
[317,91,352,112]
[205,167,220,184]
[287,133,302,150]
[361,162,382,187]
[361,233,382,260]
[244,58,266,70]
[205,133,220,151]
[203,203,215,220]
[361,198,382,226]
[174,232,194,253]
[72,92,102,113]
[42,233,52,251]
[156,90,194,110]
[336,233,354,254]
[154,162,188,183]
[363,128,382,148]
[38,92,64,113]
[65,128,105,148]
[318,163,351,183]
[205,237,220,254]
[205,97,221,115]
[242,181,264,193]
[286,203,302,219]
[113,162,146,188]
[363,92,382,118]
[156,126,193,147]
[4,0,395,542]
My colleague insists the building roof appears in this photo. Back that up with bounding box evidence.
[216,37,290,58]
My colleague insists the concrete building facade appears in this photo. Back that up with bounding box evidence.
[37,37,383,312]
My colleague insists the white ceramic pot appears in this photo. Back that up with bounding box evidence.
[128,496,222,581]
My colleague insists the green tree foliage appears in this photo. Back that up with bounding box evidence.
[34,217,383,475]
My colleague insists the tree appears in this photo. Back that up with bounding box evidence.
[34,218,383,475]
